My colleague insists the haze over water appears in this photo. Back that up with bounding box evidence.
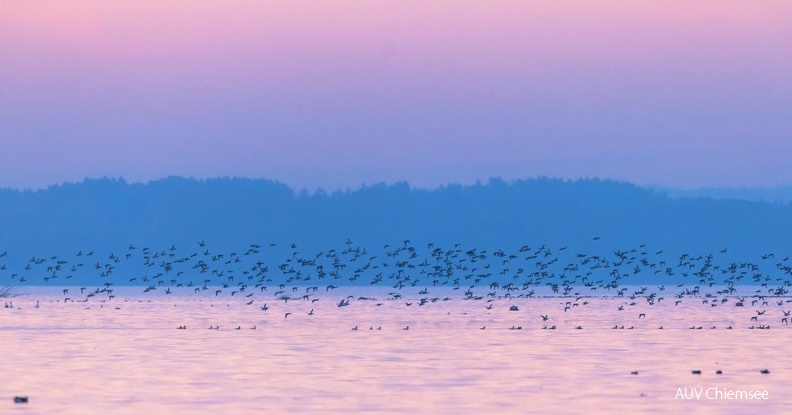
[1,288,788,414]
[3,1,791,413]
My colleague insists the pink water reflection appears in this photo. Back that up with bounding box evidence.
[0,290,788,414]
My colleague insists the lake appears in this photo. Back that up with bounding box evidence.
[0,287,788,414]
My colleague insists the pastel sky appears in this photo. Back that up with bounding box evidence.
[1,1,791,190]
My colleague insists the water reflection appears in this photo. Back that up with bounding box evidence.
[0,289,788,414]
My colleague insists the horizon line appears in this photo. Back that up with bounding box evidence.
[2,174,792,197]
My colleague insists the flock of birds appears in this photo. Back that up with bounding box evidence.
[2,237,792,330]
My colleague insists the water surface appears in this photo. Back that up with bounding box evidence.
[0,288,788,414]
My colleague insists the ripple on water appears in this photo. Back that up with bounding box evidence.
[0,292,789,414]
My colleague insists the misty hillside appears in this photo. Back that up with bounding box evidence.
[0,176,790,258]
[650,185,792,204]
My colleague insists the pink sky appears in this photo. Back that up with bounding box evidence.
[1,1,791,190]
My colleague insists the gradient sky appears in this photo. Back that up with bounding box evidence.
[1,1,791,191]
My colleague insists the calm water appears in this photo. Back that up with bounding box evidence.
[0,287,789,414]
